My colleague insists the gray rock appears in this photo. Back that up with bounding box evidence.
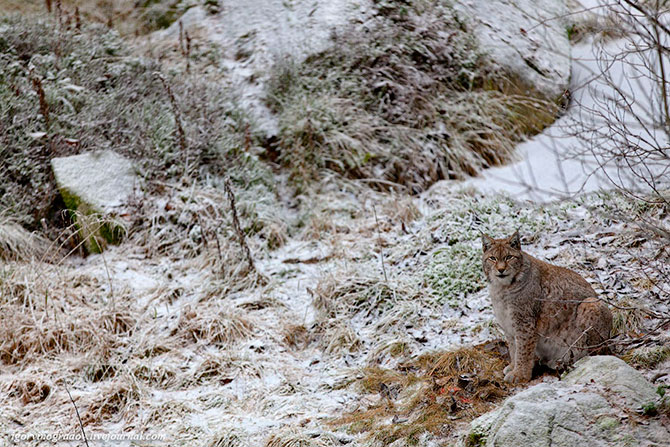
[563,355,660,408]
[51,150,138,252]
[454,0,571,101]
[464,356,670,447]
[152,1,371,137]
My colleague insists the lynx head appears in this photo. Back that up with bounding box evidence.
[481,231,524,284]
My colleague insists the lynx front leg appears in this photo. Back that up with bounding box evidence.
[503,337,516,375]
[504,330,537,384]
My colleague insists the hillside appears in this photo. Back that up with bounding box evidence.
[0,1,668,446]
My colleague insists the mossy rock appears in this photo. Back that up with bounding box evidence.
[51,150,137,253]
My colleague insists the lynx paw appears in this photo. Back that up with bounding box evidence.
[503,365,512,375]
[504,368,531,384]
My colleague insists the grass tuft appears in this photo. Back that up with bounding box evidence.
[623,345,670,369]
[333,341,510,446]
[266,428,340,447]
[0,218,47,261]
[173,304,254,346]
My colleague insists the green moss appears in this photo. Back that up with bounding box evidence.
[597,415,620,431]
[426,242,484,304]
[466,431,487,447]
[422,193,553,302]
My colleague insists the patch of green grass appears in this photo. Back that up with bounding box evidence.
[266,1,558,192]
[426,242,484,303]
[423,193,553,303]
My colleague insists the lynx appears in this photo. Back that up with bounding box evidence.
[481,232,612,384]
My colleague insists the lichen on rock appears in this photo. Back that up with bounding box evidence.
[464,356,670,446]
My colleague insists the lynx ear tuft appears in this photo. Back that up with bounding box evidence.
[509,231,521,250]
[482,234,494,252]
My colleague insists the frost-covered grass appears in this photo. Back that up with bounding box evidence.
[0,14,270,236]
[0,0,220,35]
[1,8,669,447]
[1,182,668,446]
[266,1,558,192]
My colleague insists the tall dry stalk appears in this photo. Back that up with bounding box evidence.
[223,177,256,274]
[30,70,50,129]
[155,72,189,177]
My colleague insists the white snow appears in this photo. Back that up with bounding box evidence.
[454,0,571,100]
[465,35,670,202]
[151,1,372,137]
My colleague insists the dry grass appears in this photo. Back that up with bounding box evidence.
[172,303,255,347]
[611,298,648,337]
[317,321,363,356]
[282,324,311,350]
[0,0,206,35]
[311,275,408,321]
[266,429,340,447]
[0,304,133,364]
[191,352,264,386]
[0,219,47,261]
[623,345,670,369]
[82,377,141,425]
[9,373,52,405]
[267,1,559,192]
[333,341,511,445]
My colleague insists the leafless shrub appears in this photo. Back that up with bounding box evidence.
[550,1,670,228]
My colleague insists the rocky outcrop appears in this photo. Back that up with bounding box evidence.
[150,1,372,137]
[465,356,669,447]
[454,0,571,101]
[51,150,138,253]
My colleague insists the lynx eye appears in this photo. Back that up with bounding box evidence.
[488,256,497,262]
[505,255,515,261]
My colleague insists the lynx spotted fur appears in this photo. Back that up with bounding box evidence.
[482,232,612,384]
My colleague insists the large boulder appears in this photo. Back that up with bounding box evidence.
[150,1,371,137]
[454,0,571,101]
[465,356,669,447]
[51,150,138,253]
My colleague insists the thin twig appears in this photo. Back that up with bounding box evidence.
[97,238,115,308]
[154,72,188,177]
[64,383,90,447]
[223,177,256,273]
[372,204,388,283]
